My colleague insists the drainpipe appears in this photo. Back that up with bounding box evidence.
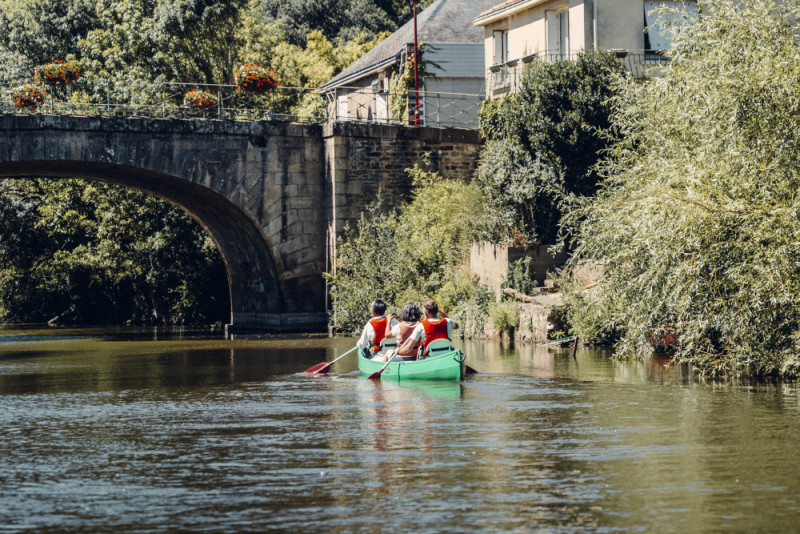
[593,0,598,50]
[411,0,419,126]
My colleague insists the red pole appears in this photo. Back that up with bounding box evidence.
[412,0,419,125]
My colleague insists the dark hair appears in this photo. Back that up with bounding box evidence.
[423,299,438,316]
[371,299,387,316]
[401,302,421,323]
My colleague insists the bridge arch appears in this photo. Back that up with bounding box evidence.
[1,160,284,326]
[1,115,329,332]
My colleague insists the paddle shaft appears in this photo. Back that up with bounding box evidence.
[368,351,399,380]
[304,346,358,374]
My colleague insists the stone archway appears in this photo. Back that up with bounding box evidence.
[0,161,286,329]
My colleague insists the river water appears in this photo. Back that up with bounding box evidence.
[1,326,799,532]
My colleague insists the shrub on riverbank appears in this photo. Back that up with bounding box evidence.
[326,165,492,336]
[562,0,800,378]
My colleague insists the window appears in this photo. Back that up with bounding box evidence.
[337,95,348,121]
[546,8,570,60]
[375,92,388,123]
[493,29,508,65]
[644,0,698,51]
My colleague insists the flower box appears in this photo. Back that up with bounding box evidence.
[13,84,47,111]
[184,89,218,110]
[234,64,279,94]
[35,60,82,88]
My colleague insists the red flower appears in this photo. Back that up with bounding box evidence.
[12,84,47,111]
[233,64,279,94]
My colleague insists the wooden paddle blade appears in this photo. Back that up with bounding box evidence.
[304,361,332,374]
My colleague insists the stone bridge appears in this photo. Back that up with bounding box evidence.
[0,114,481,332]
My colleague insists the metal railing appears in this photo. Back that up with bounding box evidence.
[2,81,330,122]
[3,79,485,128]
[486,49,670,99]
[324,84,484,129]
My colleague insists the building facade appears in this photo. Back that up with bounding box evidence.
[320,0,499,128]
[474,0,697,98]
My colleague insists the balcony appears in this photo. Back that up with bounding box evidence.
[486,49,670,99]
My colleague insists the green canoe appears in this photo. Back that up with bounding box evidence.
[358,347,466,381]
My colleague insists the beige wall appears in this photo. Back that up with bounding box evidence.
[597,0,645,52]
[480,0,651,70]
[470,242,568,300]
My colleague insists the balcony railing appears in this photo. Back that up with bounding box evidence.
[486,49,670,99]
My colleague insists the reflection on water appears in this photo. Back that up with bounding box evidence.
[0,326,799,532]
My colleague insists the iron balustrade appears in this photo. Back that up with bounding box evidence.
[486,50,670,99]
[2,80,485,128]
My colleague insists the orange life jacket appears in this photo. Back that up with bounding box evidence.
[397,321,421,356]
[421,318,449,347]
[369,317,388,352]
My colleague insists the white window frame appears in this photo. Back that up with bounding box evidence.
[337,95,348,121]
[492,29,508,65]
[546,7,570,60]
[374,91,388,123]
[644,0,698,52]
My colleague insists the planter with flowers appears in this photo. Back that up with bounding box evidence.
[234,64,279,94]
[12,84,47,111]
[35,60,82,89]
[184,89,218,112]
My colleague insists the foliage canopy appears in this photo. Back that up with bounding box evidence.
[0,179,229,326]
[477,52,625,244]
[563,0,800,378]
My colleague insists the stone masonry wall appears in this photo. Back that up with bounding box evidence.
[323,121,481,267]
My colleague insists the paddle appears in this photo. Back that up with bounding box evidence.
[304,346,358,374]
[466,365,478,375]
[367,350,399,380]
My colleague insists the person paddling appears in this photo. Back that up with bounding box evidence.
[356,299,398,359]
[380,302,423,362]
[395,299,458,358]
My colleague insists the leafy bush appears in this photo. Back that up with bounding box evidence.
[502,256,539,295]
[0,179,229,326]
[326,165,491,335]
[12,84,47,110]
[477,51,625,244]
[488,300,519,336]
[563,0,800,378]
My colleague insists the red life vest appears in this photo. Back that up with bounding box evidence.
[421,318,449,347]
[397,321,421,356]
[369,317,388,352]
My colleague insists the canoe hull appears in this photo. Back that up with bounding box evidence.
[358,350,466,381]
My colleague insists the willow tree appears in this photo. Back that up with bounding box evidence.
[563,0,800,378]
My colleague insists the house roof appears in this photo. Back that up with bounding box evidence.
[473,0,550,26]
[321,0,498,90]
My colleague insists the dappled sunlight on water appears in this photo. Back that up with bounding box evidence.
[1,326,799,531]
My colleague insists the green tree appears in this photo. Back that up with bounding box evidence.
[252,0,404,46]
[80,0,248,90]
[477,51,625,244]
[0,0,97,84]
[563,0,800,378]
[0,179,229,326]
